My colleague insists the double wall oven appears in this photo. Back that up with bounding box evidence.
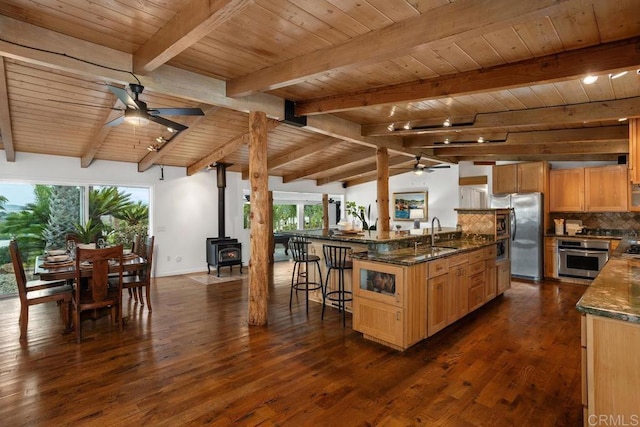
[557,237,610,279]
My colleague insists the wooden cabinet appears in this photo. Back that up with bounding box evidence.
[493,164,518,194]
[427,270,447,336]
[493,162,546,194]
[585,164,628,211]
[544,237,557,279]
[629,118,640,183]
[468,261,486,312]
[352,260,427,350]
[583,314,640,422]
[550,165,628,212]
[549,168,585,212]
[497,260,511,294]
[447,253,468,323]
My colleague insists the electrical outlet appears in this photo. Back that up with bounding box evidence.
[175,256,182,263]
[166,255,171,262]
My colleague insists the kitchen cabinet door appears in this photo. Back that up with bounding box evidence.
[497,260,511,294]
[517,161,546,193]
[427,274,447,336]
[353,297,404,348]
[629,118,640,184]
[549,168,585,212]
[485,258,497,300]
[492,164,518,194]
[585,164,628,212]
[544,237,558,279]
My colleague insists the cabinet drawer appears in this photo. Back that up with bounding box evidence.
[468,283,486,312]
[484,246,497,260]
[448,253,468,267]
[428,258,448,278]
[468,271,484,288]
[468,249,484,264]
[468,260,485,276]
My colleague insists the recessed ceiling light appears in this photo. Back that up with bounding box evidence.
[609,71,628,80]
[582,75,598,85]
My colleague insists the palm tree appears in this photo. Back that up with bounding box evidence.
[89,187,132,224]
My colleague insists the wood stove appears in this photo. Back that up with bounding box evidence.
[206,237,242,276]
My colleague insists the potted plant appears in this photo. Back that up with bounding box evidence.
[346,201,370,230]
[71,219,103,246]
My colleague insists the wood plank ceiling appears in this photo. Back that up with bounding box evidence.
[0,0,639,186]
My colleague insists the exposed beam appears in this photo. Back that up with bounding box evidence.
[455,154,620,162]
[366,97,640,137]
[138,104,217,172]
[80,97,122,168]
[134,0,253,74]
[282,150,374,183]
[0,57,15,162]
[297,36,640,115]
[404,126,629,148]
[187,119,280,175]
[434,140,628,157]
[240,137,339,180]
[316,156,412,186]
[226,0,569,97]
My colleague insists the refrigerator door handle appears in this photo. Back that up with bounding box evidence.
[511,208,516,241]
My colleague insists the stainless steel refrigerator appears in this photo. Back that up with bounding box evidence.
[490,192,543,280]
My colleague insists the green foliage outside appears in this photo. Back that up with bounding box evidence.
[303,205,323,229]
[243,203,303,231]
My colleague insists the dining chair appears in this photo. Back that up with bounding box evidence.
[119,236,155,311]
[73,245,124,343]
[125,234,143,302]
[9,240,73,340]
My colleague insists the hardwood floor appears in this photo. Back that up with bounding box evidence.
[0,261,584,426]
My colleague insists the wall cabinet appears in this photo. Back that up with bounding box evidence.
[550,165,628,212]
[584,165,628,212]
[493,161,546,194]
[629,118,640,184]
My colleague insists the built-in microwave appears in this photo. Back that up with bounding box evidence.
[496,214,508,238]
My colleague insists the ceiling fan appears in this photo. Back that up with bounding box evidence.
[104,83,205,132]
[392,155,451,175]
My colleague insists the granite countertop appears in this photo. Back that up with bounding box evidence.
[351,238,496,266]
[576,239,640,323]
[283,227,459,244]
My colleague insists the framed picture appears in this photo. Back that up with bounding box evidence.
[393,191,427,221]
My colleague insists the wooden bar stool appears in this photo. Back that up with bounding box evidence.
[289,237,323,313]
[322,244,353,326]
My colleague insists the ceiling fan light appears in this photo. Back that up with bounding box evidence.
[413,167,424,176]
[124,109,149,126]
[582,75,598,85]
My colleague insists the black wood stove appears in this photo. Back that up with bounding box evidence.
[206,237,242,276]
[206,163,243,276]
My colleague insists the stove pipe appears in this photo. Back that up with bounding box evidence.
[216,163,227,238]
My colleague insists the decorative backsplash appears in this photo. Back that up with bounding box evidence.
[457,212,495,235]
[549,212,640,236]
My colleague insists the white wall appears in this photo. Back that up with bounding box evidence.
[345,164,461,229]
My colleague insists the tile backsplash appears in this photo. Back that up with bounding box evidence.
[549,212,640,235]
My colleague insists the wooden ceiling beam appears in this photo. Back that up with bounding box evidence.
[226,0,569,97]
[367,97,640,137]
[0,57,15,162]
[240,137,339,180]
[187,119,280,176]
[404,126,629,148]
[133,0,252,74]
[297,36,640,116]
[455,154,621,162]
[434,140,628,157]
[282,150,374,183]
[138,104,217,172]
[316,156,412,186]
[80,96,122,168]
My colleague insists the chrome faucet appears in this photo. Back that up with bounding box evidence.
[431,216,442,244]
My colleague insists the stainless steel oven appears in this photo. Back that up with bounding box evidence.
[557,238,609,279]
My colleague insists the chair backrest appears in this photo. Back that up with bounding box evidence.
[8,240,28,303]
[323,244,351,269]
[289,237,310,262]
[75,245,123,303]
[137,236,155,281]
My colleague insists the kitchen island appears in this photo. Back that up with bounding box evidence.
[576,240,640,424]
[286,228,510,350]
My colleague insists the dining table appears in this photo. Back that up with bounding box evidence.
[34,253,147,281]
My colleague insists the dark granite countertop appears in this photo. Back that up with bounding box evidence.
[282,227,459,245]
[576,239,640,323]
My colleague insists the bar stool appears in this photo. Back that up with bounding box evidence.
[322,244,353,326]
[289,237,323,313]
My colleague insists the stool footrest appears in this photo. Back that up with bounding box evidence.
[324,290,353,303]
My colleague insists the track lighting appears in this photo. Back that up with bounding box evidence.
[443,118,451,127]
[444,138,450,144]
[477,136,484,143]
[609,71,628,80]
[147,144,158,152]
[155,136,166,143]
[167,127,176,133]
[387,123,395,131]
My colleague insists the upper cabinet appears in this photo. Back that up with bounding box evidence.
[629,118,640,184]
[550,165,628,212]
[493,162,546,194]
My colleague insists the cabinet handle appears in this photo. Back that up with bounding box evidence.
[397,311,400,321]
[396,293,400,303]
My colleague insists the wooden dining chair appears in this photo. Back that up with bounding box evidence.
[73,245,124,343]
[9,240,73,340]
[120,236,155,311]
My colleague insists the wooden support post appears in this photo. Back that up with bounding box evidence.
[268,190,274,288]
[248,111,269,326]
[376,147,390,232]
[322,193,329,231]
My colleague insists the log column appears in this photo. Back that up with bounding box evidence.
[376,147,390,232]
[322,193,329,231]
[248,111,269,326]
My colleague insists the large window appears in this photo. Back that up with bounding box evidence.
[0,183,149,297]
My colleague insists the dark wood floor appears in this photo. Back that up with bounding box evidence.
[0,261,585,426]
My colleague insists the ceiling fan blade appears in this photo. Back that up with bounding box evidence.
[105,115,125,127]
[46,99,124,111]
[428,165,451,169]
[107,85,140,110]
[148,107,205,116]
[147,115,188,132]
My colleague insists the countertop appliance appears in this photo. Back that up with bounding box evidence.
[490,192,543,280]
[557,237,609,279]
